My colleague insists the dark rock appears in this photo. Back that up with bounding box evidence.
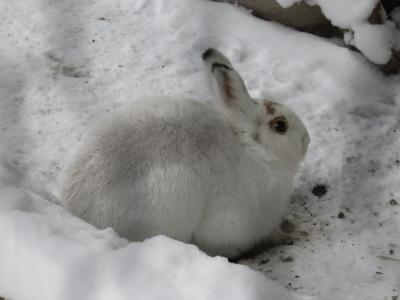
[312,184,328,197]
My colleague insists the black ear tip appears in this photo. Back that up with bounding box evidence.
[202,48,214,60]
[211,62,232,73]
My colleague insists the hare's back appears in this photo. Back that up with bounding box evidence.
[90,97,241,178]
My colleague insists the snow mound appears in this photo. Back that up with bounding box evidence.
[0,162,309,300]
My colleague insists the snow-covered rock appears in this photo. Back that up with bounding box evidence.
[277,0,399,65]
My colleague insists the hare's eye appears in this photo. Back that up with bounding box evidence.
[270,116,288,134]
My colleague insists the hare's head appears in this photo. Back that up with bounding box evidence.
[203,48,310,167]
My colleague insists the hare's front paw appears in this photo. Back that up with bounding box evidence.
[265,219,296,246]
[267,230,293,247]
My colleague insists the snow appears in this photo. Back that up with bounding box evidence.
[275,0,304,9]
[309,0,378,28]
[0,0,400,299]
[351,22,395,65]
[276,0,377,23]
[277,0,399,64]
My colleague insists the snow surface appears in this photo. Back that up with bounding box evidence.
[1,0,400,299]
[276,0,399,64]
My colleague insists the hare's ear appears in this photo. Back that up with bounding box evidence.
[202,49,257,121]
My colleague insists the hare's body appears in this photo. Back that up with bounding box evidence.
[62,49,309,258]
[63,97,293,257]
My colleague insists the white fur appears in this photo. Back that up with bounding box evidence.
[61,49,310,259]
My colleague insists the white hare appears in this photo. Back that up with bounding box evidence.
[61,49,310,259]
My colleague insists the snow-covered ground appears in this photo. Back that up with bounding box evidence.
[1,0,399,299]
